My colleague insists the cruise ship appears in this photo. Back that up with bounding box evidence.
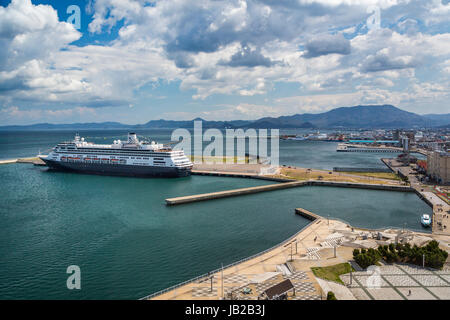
[39,133,193,177]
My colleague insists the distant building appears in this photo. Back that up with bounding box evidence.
[402,137,409,152]
[415,131,424,141]
[393,130,400,141]
[427,151,450,185]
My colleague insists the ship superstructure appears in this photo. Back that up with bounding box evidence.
[39,133,193,177]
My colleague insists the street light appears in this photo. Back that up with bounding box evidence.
[290,243,293,262]
[349,262,353,285]
[221,263,224,299]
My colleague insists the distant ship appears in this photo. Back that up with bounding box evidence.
[39,133,193,177]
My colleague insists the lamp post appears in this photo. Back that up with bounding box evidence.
[221,263,224,299]
[349,262,353,285]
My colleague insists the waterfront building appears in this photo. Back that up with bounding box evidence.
[427,151,450,185]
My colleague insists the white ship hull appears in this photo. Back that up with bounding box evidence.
[40,133,193,178]
[42,158,192,177]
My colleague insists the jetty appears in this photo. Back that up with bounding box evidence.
[165,180,413,205]
[0,157,45,166]
[166,180,306,205]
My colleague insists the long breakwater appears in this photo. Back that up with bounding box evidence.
[166,179,413,205]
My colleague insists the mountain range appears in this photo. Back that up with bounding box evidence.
[1,105,449,130]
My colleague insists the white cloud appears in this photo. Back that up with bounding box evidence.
[1,0,449,124]
[0,105,97,124]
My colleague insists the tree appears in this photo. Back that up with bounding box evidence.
[327,291,337,300]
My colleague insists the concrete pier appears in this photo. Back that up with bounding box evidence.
[0,159,18,165]
[165,180,413,205]
[166,180,307,205]
[295,208,322,221]
[0,157,45,166]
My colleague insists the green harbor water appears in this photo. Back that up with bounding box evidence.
[0,163,431,299]
[0,130,432,299]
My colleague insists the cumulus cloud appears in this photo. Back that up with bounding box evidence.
[1,0,450,124]
[362,51,418,72]
[0,0,87,109]
[0,105,97,124]
[219,44,277,67]
[303,34,352,58]
[0,0,80,70]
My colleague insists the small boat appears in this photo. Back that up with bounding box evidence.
[421,214,432,227]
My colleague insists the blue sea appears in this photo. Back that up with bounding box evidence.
[0,130,432,299]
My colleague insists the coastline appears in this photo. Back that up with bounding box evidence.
[144,207,449,300]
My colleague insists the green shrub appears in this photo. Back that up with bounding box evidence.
[389,243,395,252]
[354,251,380,269]
[377,240,448,269]
[327,291,337,300]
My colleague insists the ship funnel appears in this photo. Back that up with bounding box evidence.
[128,132,138,144]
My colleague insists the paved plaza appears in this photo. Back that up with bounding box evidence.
[340,264,450,300]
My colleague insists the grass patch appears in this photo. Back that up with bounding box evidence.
[311,263,354,284]
[279,168,403,185]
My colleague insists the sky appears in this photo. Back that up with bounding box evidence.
[0,0,449,125]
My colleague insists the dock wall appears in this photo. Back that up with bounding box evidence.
[0,157,45,166]
[294,208,322,221]
[166,180,307,205]
[308,180,413,192]
[333,167,392,173]
[191,170,292,182]
[165,180,413,205]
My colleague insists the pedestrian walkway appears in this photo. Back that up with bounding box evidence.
[340,264,450,300]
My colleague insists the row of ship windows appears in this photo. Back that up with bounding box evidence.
[61,158,127,164]
[55,149,172,157]
[58,154,156,160]
[60,158,168,165]
[55,152,175,161]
